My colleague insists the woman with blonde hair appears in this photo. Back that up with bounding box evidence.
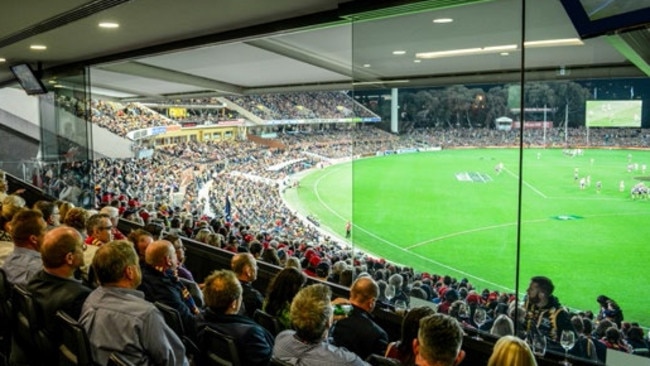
[488,335,537,366]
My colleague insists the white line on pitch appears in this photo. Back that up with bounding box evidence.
[312,169,510,292]
[504,167,547,198]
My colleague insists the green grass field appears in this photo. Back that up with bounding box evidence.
[284,148,650,326]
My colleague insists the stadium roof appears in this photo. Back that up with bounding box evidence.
[1,0,649,101]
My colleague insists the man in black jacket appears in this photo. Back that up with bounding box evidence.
[330,276,388,360]
[138,240,199,339]
[198,269,274,366]
[20,226,92,365]
[523,275,576,352]
[231,252,264,318]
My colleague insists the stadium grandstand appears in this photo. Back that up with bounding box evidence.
[2,0,650,365]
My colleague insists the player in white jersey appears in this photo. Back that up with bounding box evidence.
[495,162,504,175]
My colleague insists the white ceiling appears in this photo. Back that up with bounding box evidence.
[0,0,644,101]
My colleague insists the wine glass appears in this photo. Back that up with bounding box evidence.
[560,330,575,366]
[530,333,546,356]
[385,284,395,303]
[394,300,408,316]
[457,303,469,320]
[472,308,486,340]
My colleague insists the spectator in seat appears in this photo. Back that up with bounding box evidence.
[487,335,536,366]
[138,240,199,339]
[569,315,600,362]
[625,326,649,353]
[85,213,113,247]
[413,313,465,366]
[385,306,435,365]
[29,226,92,325]
[79,240,188,366]
[263,267,306,329]
[17,226,92,365]
[197,269,274,366]
[128,228,154,264]
[2,209,46,285]
[164,234,194,281]
[232,252,264,318]
[596,295,624,328]
[330,276,389,360]
[33,200,61,230]
[100,205,126,240]
[600,327,631,353]
[577,317,605,363]
[388,273,410,307]
[523,276,575,350]
[488,314,513,338]
[273,284,369,366]
[0,196,26,265]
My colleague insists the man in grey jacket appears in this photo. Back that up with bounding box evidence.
[79,240,188,366]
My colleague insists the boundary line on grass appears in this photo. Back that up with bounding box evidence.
[504,166,548,198]
[311,168,512,292]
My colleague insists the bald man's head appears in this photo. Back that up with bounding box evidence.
[350,276,379,312]
[41,226,84,269]
[145,240,177,270]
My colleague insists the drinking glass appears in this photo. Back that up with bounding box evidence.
[385,285,395,302]
[457,303,469,320]
[394,300,407,315]
[531,333,546,356]
[472,308,486,340]
[560,330,575,366]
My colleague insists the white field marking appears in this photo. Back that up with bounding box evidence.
[504,166,547,198]
[406,209,650,251]
[547,196,626,201]
[311,168,512,292]
[310,161,650,293]
[406,218,546,250]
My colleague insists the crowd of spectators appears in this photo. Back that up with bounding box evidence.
[7,95,650,363]
[229,91,378,121]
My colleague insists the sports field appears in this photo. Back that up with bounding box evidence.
[284,148,650,326]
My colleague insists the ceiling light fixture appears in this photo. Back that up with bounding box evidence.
[353,79,410,86]
[416,38,583,60]
[414,59,421,63]
[99,22,120,29]
[30,45,47,50]
[433,18,453,23]
[500,52,510,56]
[524,38,583,48]
[363,64,371,68]
[392,50,406,55]
[417,44,516,59]
[0,58,5,62]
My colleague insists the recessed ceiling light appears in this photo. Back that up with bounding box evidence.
[48,80,57,84]
[30,45,47,50]
[416,44,517,59]
[393,50,406,55]
[0,58,5,63]
[524,38,583,48]
[363,64,371,68]
[414,59,421,63]
[433,18,453,23]
[99,22,120,29]
[500,52,510,56]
